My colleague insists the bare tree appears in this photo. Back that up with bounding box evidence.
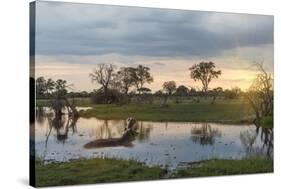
[89,64,116,103]
[245,62,273,119]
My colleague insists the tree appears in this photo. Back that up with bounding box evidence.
[189,62,221,94]
[154,90,163,96]
[211,87,223,104]
[49,79,77,118]
[130,65,153,94]
[89,64,116,103]
[224,87,241,99]
[245,63,273,120]
[55,79,68,96]
[36,76,47,97]
[115,67,134,94]
[46,78,55,95]
[162,81,177,95]
[175,85,189,96]
[139,87,152,94]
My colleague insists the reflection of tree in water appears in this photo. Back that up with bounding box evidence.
[93,120,152,143]
[259,127,273,157]
[240,130,257,154]
[137,121,153,142]
[190,123,222,145]
[95,120,112,139]
[46,114,78,145]
[83,119,154,149]
[84,130,139,148]
[36,106,46,125]
[94,120,128,139]
[84,119,142,149]
[240,125,273,157]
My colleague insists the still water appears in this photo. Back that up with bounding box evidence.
[35,107,273,169]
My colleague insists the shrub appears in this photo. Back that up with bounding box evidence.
[91,89,127,104]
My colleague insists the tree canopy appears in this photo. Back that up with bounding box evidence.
[189,62,221,93]
[130,65,153,94]
[162,81,177,95]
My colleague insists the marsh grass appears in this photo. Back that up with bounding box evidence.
[35,156,273,187]
[173,157,273,178]
[78,99,254,124]
[35,157,167,187]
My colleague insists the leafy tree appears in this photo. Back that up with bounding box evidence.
[91,88,124,104]
[224,87,241,99]
[46,78,55,95]
[154,90,163,96]
[36,77,47,97]
[89,64,116,103]
[130,65,153,94]
[189,87,197,94]
[189,62,221,94]
[54,79,68,96]
[162,81,177,95]
[139,87,152,94]
[211,87,223,104]
[49,79,77,117]
[175,85,189,96]
[115,67,134,94]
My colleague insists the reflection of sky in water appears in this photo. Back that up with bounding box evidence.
[35,107,272,169]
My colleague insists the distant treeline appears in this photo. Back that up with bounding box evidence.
[35,62,243,102]
[35,61,273,123]
[36,78,243,100]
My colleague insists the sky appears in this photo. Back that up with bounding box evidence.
[34,1,274,92]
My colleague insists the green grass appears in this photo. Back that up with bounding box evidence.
[35,157,273,187]
[173,157,273,178]
[35,158,167,187]
[36,97,255,123]
[78,99,254,124]
[36,97,92,107]
[257,116,273,129]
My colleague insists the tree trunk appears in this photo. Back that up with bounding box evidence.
[63,97,79,118]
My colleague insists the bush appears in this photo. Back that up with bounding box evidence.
[91,89,127,104]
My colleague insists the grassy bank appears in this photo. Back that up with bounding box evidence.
[36,97,92,107]
[35,158,166,187]
[79,100,254,124]
[36,98,254,123]
[173,157,273,178]
[35,157,272,187]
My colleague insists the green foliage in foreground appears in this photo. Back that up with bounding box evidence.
[35,158,166,187]
[78,100,254,124]
[35,157,273,187]
[257,116,273,129]
[173,157,273,178]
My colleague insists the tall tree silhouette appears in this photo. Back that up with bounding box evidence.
[189,62,221,94]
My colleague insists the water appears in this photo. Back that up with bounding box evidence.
[35,107,273,169]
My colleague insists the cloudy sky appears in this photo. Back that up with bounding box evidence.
[35,1,274,92]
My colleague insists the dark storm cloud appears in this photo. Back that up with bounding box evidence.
[35,1,273,57]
